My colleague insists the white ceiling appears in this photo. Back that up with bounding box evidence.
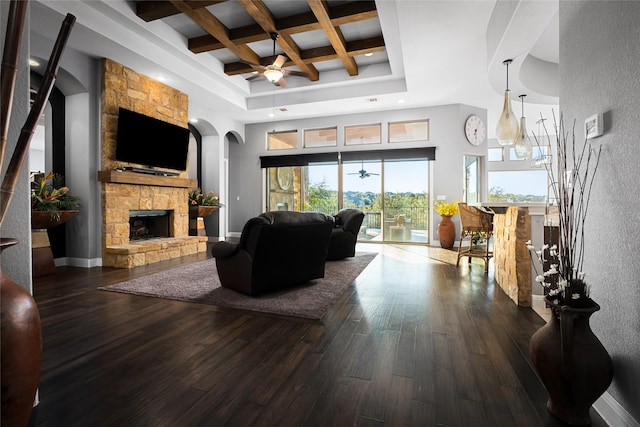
[29,0,559,138]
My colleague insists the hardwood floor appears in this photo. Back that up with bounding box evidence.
[29,243,607,427]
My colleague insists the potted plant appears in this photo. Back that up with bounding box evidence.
[433,200,459,249]
[188,188,223,219]
[526,114,612,426]
[31,172,81,229]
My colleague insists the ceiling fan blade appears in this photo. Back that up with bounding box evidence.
[246,73,263,81]
[275,77,288,88]
[273,54,287,68]
[282,69,309,78]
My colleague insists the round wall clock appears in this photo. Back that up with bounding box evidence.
[276,167,293,190]
[465,115,486,146]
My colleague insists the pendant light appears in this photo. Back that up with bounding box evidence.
[514,94,532,159]
[496,59,519,146]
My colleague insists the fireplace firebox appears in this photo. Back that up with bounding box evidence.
[129,210,172,240]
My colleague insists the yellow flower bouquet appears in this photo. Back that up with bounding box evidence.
[433,201,459,217]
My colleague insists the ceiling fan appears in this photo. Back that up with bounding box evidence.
[244,33,308,88]
[348,161,380,179]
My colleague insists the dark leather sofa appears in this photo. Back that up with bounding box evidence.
[210,211,334,295]
[327,208,365,261]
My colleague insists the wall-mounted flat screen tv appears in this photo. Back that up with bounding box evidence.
[115,107,190,171]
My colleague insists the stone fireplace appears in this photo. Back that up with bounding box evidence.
[99,59,207,268]
[129,210,172,240]
[99,173,207,268]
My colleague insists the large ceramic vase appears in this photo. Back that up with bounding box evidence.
[529,297,613,426]
[437,215,455,249]
[0,238,43,427]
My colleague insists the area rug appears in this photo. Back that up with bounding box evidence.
[99,252,377,320]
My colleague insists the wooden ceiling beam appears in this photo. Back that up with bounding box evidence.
[224,36,385,75]
[136,0,225,22]
[186,1,379,53]
[188,23,265,53]
[236,0,319,81]
[168,0,261,65]
[308,0,358,76]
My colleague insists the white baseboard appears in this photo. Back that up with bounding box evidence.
[227,232,242,238]
[594,392,640,427]
[54,257,102,268]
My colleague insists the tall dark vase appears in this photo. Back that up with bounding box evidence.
[530,297,613,426]
[1,238,42,427]
[437,215,455,249]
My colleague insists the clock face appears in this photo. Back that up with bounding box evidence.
[465,115,486,146]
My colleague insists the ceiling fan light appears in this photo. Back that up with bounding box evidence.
[263,68,283,83]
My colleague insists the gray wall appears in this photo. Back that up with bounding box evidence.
[231,104,487,239]
[561,1,640,420]
[1,2,32,290]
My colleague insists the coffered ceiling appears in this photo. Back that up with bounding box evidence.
[135,0,385,87]
[29,0,559,133]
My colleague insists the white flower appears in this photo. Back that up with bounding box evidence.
[535,275,545,283]
[578,271,586,281]
[525,240,532,245]
[527,244,535,250]
[571,293,580,300]
[542,244,549,250]
[549,289,559,296]
[558,279,567,290]
[551,298,559,305]
[536,250,543,257]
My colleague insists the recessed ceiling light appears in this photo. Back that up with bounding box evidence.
[29,59,40,67]
[156,75,166,82]
[364,53,373,57]
[189,118,199,123]
[268,112,275,118]
[397,99,405,104]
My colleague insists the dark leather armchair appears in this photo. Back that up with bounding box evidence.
[210,211,334,295]
[327,208,365,261]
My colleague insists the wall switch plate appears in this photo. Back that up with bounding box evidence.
[585,113,604,139]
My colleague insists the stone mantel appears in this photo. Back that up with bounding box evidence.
[98,170,196,189]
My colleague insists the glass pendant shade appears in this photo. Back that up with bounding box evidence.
[514,116,533,159]
[496,90,519,146]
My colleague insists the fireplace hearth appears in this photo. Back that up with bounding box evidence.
[129,210,172,240]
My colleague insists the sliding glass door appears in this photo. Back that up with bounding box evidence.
[265,154,430,244]
[343,160,382,241]
[383,160,429,243]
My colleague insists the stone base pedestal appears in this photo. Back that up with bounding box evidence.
[103,236,208,268]
[493,207,531,307]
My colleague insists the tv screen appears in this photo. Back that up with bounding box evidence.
[115,107,190,171]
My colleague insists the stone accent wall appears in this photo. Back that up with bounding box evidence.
[100,59,206,268]
[101,59,189,173]
[493,207,531,307]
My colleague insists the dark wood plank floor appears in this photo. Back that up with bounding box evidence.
[29,243,607,427]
